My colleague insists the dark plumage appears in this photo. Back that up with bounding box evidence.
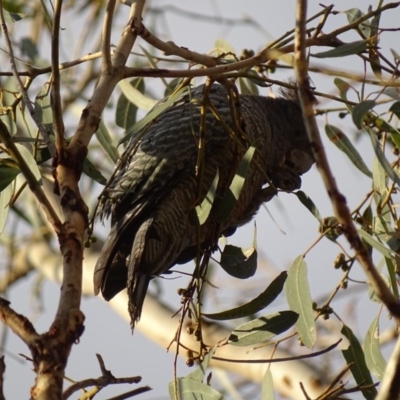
[94,83,314,327]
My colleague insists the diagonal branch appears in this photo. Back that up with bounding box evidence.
[293,0,400,322]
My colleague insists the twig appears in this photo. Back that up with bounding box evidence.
[102,0,116,73]
[294,0,400,322]
[0,356,5,400]
[51,0,65,152]
[0,298,39,347]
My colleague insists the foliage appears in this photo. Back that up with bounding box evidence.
[0,1,400,399]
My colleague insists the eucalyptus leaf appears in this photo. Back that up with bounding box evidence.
[96,120,119,164]
[82,158,107,185]
[187,347,216,382]
[285,256,316,348]
[341,324,377,400]
[118,79,157,111]
[189,170,219,226]
[168,378,223,400]
[389,101,400,119]
[0,164,20,191]
[365,126,400,187]
[120,85,190,145]
[0,184,12,233]
[216,146,256,222]
[204,271,287,320]
[325,124,372,178]
[219,244,257,279]
[352,100,376,129]
[116,79,144,130]
[295,191,322,222]
[15,144,42,184]
[228,311,298,346]
[261,368,275,400]
[358,228,393,258]
[313,40,367,58]
[364,318,387,380]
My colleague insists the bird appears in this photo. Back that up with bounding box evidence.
[94,82,314,328]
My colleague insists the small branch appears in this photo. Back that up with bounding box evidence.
[102,0,116,73]
[294,0,400,321]
[0,120,63,233]
[106,386,152,400]
[0,356,5,400]
[62,354,142,399]
[51,0,65,151]
[0,298,39,347]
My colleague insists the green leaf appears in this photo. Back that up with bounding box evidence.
[0,184,12,233]
[169,347,222,400]
[214,38,236,59]
[239,77,259,96]
[313,40,367,58]
[228,311,298,346]
[118,79,157,111]
[372,156,387,196]
[385,257,399,298]
[364,318,387,380]
[325,124,372,178]
[358,228,393,258]
[82,158,107,185]
[168,379,222,400]
[216,146,256,222]
[35,84,53,140]
[203,271,287,320]
[389,101,400,119]
[365,126,400,187]
[285,256,316,348]
[189,170,219,226]
[261,368,275,400]
[96,120,119,164]
[219,244,257,279]
[341,324,378,400]
[0,164,20,191]
[2,10,26,23]
[345,8,371,38]
[116,79,144,130]
[352,100,376,129]
[15,144,42,184]
[120,85,190,145]
[0,114,16,137]
[295,191,321,222]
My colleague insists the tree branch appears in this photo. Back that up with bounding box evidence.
[294,0,400,323]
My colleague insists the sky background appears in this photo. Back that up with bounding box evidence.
[2,1,400,399]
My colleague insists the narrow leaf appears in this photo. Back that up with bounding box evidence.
[118,79,157,111]
[203,271,287,320]
[358,228,393,258]
[313,40,367,58]
[0,164,20,191]
[352,100,376,129]
[389,101,400,119]
[116,79,143,130]
[365,126,400,187]
[285,256,316,348]
[0,184,12,233]
[385,257,399,298]
[187,347,217,382]
[2,10,26,23]
[341,324,378,400]
[120,85,190,145]
[262,368,275,400]
[295,191,322,222]
[96,120,119,164]
[216,146,256,222]
[345,8,371,38]
[15,144,42,184]
[219,244,257,279]
[189,170,219,226]
[325,124,372,178]
[168,379,222,400]
[364,318,387,380]
[228,311,298,346]
[82,158,107,185]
